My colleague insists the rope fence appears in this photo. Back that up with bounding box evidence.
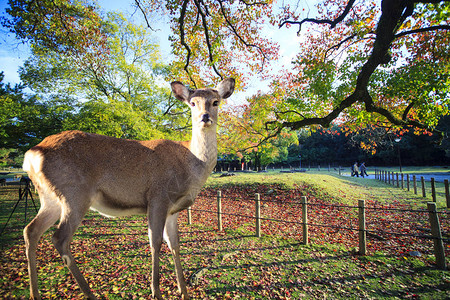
[374,169,450,208]
[186,191,449,270]
[1,182,448,270]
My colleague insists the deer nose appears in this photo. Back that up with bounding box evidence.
[201,114,210,123]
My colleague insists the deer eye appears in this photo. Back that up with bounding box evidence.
[190,101,195,107]
[212,100,219,107]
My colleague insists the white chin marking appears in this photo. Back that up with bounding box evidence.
[201,120,213,127]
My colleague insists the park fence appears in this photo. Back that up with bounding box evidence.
[185,190,448,270]
[374,169,450,208]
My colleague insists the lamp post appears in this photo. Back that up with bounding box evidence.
[394,138,402,173]
[299,154,302,170]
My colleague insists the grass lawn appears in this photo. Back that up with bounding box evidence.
[373,166,450,175]
[207,169,449,210]
[0,170,449,299]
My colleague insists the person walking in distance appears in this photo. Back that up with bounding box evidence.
[353,162,359,177]
[360,162,368,178]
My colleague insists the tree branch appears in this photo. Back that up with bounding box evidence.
[239,0,270,6]
[402,102,415,121]
[134,0,156,31]
[279,0,356,34]
[325,33,375,59]
[415,0,450,3]
[178,0,197,87]
[238,126,282,153]
[218,0,268,72]
[275,0,443,137]
[194,0,224,79]
[395,25,450,39]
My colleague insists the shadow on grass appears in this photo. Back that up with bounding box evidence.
[202,252,448,298]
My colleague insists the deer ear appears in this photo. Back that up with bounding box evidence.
[171,81,191,104]
[216,78,235,99]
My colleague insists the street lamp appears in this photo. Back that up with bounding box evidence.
[394,138,402,173]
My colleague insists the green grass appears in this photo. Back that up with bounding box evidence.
[0,186,39,248]
[207,169,449,209]
[373,166,450,174]
[184,224,449,299]
[1,170,449,299]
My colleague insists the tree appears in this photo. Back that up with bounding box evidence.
[136,0,280,88]
[136,0,449,141]
[0,72,70,154]
[4,0,449,149]
[271,1,449,140]
[220,92,298,170]
[2,0,108,66]
[19,12,188,141]
[291,120,450,167]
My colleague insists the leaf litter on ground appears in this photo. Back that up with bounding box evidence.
[0,173,449,299]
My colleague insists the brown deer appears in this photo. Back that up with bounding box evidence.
[22,78,235,300]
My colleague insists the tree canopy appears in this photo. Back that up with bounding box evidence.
[1,0,449,163]
[135,0,449,141]
[17,11,189,141]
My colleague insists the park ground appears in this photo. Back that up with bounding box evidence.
[0,167,449,299]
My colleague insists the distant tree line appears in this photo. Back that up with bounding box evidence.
[287,119,450,168]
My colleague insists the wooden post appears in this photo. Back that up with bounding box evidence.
[445,179,449,208]
[406,174,410,191]
[421,176,426,198]
[217,190,222,231]
[401,173,404,189]
[187,207,192,225]
[431,178,436,203]
[388,172,391,185]
[301,196,308,245]
[413,175,417,194]
[358,200,367,255]
[255,193,261,238]
[396,173,399,188]
[427,202,447,269]
[339,166,341,176]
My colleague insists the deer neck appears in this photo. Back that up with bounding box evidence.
[189,125,217,172]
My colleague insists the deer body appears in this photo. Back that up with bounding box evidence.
[22,78,235,300]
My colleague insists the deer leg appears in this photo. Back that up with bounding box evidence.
[24,199,61,300]
[52,204,97,300]
[148,209,166,300]
[164,212,190,300]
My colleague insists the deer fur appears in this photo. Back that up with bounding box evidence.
[22,78,235,300]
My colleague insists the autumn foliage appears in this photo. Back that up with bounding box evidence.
[2,0,449,150]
